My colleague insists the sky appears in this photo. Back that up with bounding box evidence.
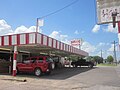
[0,0,119,60]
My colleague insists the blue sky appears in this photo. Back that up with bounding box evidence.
[0,0,119,60]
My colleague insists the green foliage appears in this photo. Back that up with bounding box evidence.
[97,63,116,66]
[86,56,103,64]
[107,55,114,63]
[70,56,79,61]
[85,56,93,61]
[93,56,103,64]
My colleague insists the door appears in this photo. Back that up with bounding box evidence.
[19,57,36,72]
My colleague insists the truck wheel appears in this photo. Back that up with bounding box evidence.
[46,71,51,75]
[34,68,42,76]
[75,65,77,68]
[88,64,93,68]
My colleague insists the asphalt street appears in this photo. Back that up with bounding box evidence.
[0,65,120,90]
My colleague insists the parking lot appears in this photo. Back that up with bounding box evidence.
[0,65,120,90]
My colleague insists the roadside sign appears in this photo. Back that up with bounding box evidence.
[96,0,120,24]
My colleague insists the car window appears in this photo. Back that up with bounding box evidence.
[23,60,31,64]
[46,57,53,62]
[38,57,43,62]
[52,57,59,62]
[31,57,36,63]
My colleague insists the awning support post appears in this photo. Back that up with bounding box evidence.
[12,46,18,76]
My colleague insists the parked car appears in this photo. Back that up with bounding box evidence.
[71,58,95,68]
[17,56,55,76]
[52,56,66,68]
[52,56,71,68]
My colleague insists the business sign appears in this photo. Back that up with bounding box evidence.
[71,39,80,46]
[96,0,120,24]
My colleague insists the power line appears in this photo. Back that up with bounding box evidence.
[38,0,79,19]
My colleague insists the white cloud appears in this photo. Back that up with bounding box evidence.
[74,30,85,35]
[97,42,105,47]
[74,30,79,34]
[15,25,28,33]
[81,41,119,59]
[81,41,96,53]
[103,23,118,33]
[49,31,59,39]
[108,43,119,52]
[92,24,100,33]
[0,19,13,35]
[0,19,42,36]
[15,25,42,34]
[108,44,114,52]
[60,35,68,41]
[49,31,70,44]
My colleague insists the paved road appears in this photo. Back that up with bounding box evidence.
[0,65,120,90]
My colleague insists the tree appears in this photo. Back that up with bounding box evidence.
[85,56,93,61]
[93,56,103,64]
[107,55,114,63]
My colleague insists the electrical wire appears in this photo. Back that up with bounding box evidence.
[38,0,79,19]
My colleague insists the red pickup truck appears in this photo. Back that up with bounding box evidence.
[17,56,55,76]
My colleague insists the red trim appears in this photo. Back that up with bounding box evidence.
[53,39,56,48]
[56,41,58,49]
[47,36,49,46]
[9,35,12,45]
[62,43,64,50]
[17,34,20,45]
[12,70,16,76]
[64,44,66,51]
[60,43,62,50]
[68,45,70,51]
[66,44,67,51]
[1,36,4,46]
[61,43,62,50]
[118,22,120,33]
[68,45,69,51]
[59,42,61,50]
[52,38,53,48]
[26,33,29,44]
[14,53,17,59]
[70,46,71,52]
[41,34,43,45]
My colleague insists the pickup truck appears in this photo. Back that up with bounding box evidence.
[17,56,55,76]
[71,58,95,68]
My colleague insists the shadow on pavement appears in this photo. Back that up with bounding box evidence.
[15,67,96,80]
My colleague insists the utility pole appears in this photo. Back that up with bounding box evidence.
[101,49,102,58]
[112,41,117,65]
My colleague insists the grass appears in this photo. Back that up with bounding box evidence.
[97,63,117,67]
